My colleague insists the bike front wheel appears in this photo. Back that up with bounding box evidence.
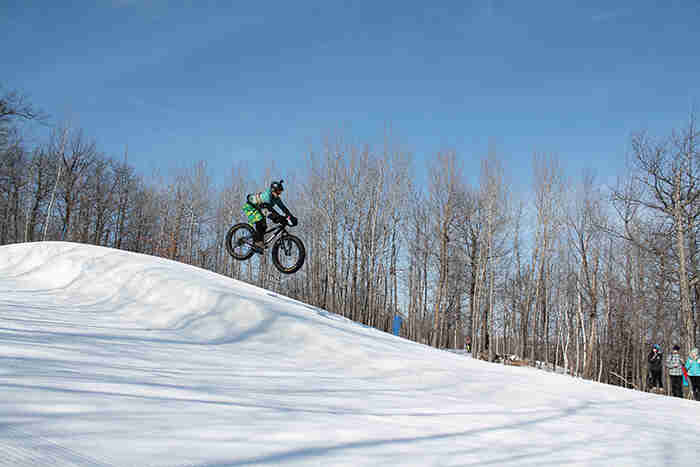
[225,223,256,260]
[271,234,306,274]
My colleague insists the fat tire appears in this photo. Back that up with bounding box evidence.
[225,223,256,260]
[271,234,306,274]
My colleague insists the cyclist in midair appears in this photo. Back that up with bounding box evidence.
[242,180,297,253]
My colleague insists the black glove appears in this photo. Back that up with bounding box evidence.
[287,215,298,226]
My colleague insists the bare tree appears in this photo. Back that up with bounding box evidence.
[54,126,98,240]
[22,147,54,241]
[566,170,607,378]
[612,115,700,353]
[0,134,27,243]
[0,86,46,147]
[426,151,463,348]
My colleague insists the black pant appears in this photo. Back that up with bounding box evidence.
[254,218,267,243]
[649,369,663,389]
[690,375,700,400]
[670,375,684,398]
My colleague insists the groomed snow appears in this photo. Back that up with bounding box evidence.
[1,241,699,466]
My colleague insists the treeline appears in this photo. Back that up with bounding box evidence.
[1,86,698,392]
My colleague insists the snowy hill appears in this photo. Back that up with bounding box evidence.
[1,242,699,466]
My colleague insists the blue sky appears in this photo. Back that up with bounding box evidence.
[3,1,699,189]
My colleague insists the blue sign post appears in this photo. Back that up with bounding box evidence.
[392,315,403,336]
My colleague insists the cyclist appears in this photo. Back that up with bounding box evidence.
[242,180,297,253]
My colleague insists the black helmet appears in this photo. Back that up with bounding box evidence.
[270,180,284,193]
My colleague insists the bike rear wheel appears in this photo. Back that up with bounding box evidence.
[225,223,256,260]
[271,234,305,274]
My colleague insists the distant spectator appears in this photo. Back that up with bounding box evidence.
[666,344,684,398]
[647,344,663,391]
[685,347,700,401]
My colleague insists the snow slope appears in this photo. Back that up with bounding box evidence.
[1,241,699,466]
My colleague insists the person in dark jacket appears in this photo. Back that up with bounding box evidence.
[666,344,684,398]
[647,344,663,391]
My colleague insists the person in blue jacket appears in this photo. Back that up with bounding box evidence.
[685,347,700,401]
[242,180,297,253]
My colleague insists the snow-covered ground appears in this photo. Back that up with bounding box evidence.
[1,242,699,467]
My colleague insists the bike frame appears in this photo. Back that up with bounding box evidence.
[238,222,289,249]
[261,223,288,247]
